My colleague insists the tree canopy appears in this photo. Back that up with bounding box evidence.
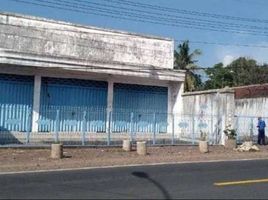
[174,40,268,92]
[203,57,268,90]
[174,40,202,92]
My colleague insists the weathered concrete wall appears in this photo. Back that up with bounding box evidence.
[182,88,268,119]
[182,92,217,116]
[234,97,268,141]
[235,97,268,117]
[0,12,173,69]
[181,87,268,144]
[182,88,235,118]
[181,88,235,144]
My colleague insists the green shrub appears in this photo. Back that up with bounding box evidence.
[224,124,237,140]
[200,130,208,141]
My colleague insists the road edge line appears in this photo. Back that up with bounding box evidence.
[0,157,267,175]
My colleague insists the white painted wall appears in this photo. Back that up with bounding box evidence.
[181,88,235,144]
[234,97,268,140]
[174,88,268,144]
[235,97,268,117]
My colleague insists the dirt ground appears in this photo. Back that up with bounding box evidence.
[1,145,268,173]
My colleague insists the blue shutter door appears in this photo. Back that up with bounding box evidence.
[0,74,34,132]
[39,77,108,132]
[113,83,168,133]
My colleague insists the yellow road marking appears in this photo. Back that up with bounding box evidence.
[214,178,268,186]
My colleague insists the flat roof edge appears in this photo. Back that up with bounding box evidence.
[0,11,173,41]
[182,88,234,96]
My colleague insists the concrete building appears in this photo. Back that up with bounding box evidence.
[0,12,185,142]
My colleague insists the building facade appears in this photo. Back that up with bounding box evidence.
[0,12,185,143]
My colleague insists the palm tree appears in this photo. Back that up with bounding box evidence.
[174,40,202,92]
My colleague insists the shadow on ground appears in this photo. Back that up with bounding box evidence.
[0,127,22,145]
[132,171,171,200]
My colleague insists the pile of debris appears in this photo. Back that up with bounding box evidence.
[235,141,260,152]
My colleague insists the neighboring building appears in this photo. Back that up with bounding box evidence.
[234,84,268,99]
[0,12,185,138]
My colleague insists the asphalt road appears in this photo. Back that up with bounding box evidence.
[1,159,268,199]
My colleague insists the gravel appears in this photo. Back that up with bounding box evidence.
[1,145,268,173]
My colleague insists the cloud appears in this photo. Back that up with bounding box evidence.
[223,55,235,66]
[215,41,268,66]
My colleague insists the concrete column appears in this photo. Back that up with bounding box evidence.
[106,80,114,133]
[218,89,235,145]
[212,88,235,145]
[32,75,41,132]
[167,82,184,135]
[176,82,185,138]
[167,85,172,134]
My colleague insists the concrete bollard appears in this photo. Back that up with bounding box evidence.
[122,139,132,151]
[199,141,209,153]
[51,143,63,159]
[224,139,237,150]
[137,141,147,155]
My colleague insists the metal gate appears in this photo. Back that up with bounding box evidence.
[112,83,168,133]
[0,73,34,132]
[39,77,108,132]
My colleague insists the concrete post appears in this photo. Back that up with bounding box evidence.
[171,114,175,145]
[26,108,31,143]
[55,110,60,143]
[224,139,237,149]
[199,141,209,153]
[82,111,86,145]
[130,112,134,142]
[153,113,156,145]
[32,75,41,132]
[51,143,63,159]
[122,139,132,151]
[137,141,147,155]
[221,115,226,146]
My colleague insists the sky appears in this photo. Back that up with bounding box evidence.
[1,0,268,69]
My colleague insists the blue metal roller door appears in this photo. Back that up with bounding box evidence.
[0,74,34,132]
[39,77,108,132]
[113,83,168,133]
